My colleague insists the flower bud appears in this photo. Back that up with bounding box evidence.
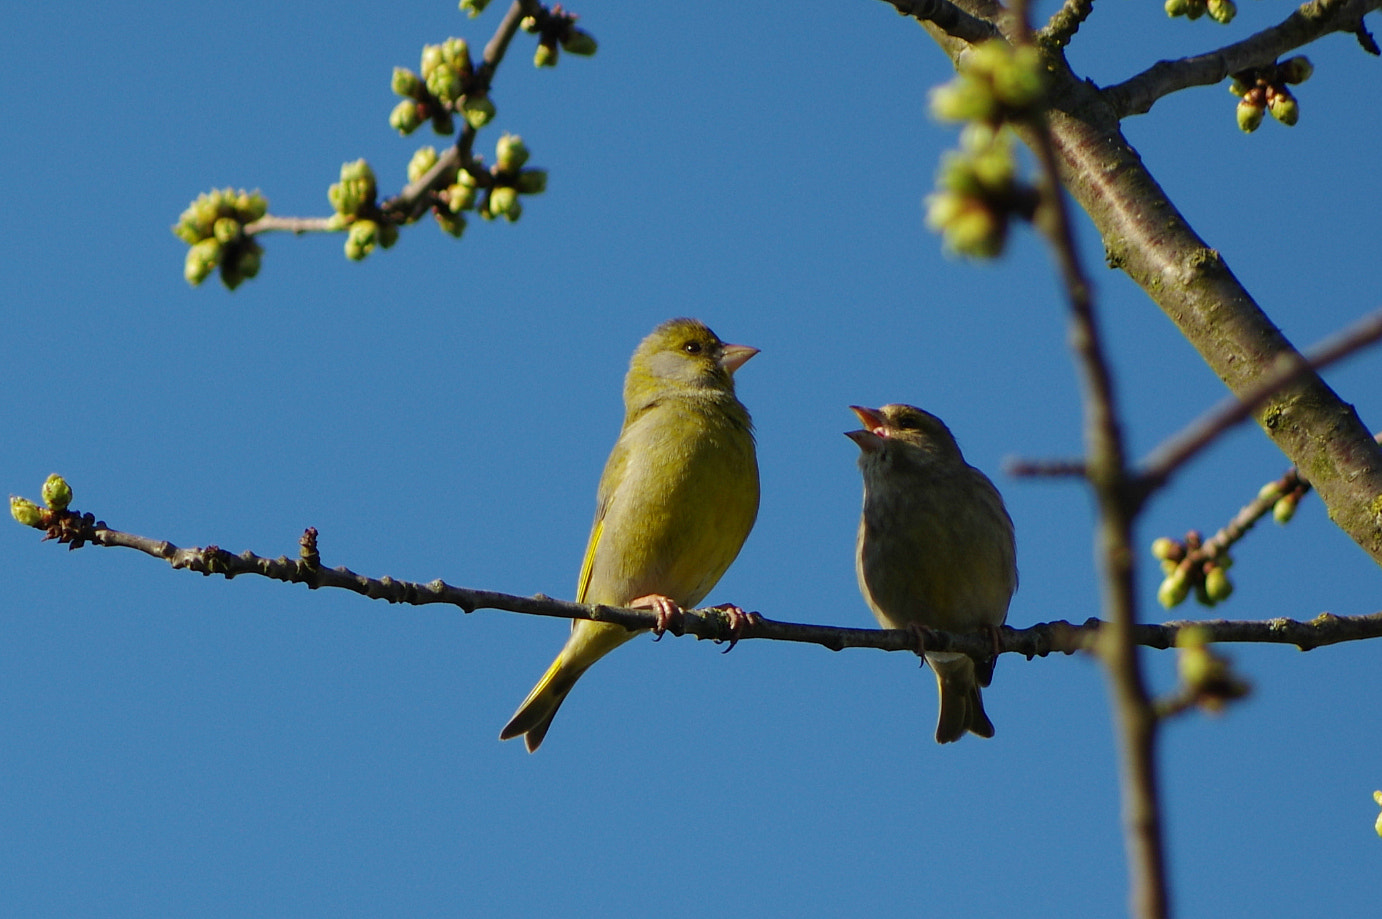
[991,45,1045,111]
[1207,0,1236,23]
[392,67,422,98]
[1279,56,1313,84]
[1374,791,1382,838]
[1184,0,1206,19]
[496,133,529,172]
[1204,566,1233,604]
[1150,537,1181,561]
[184,238,222,286]
[420,44,444,79]
[516,169,548,195]
[378,221,399,249]
[441,37,470,68]
[1256,480,1282,502]
[344,219,379,261]
[390,99,424,135]
[1267,87,1298,126]
[12,495,45,527]
[929,80,997,124]
[561,29,598,56]
[488,186,519,219]
[408,146,440,183]
[446,181,477,212]
[1273,494,1297,523]
[1158,568,1191,608]
[236,190,268,222]
[434,209,467,237]
[1236,98,1264,133]
[213,216,241,245]
[426,64,462,104]
[460,0,491,17]
[1164,0,1190,16]
[42,474,73,511]
[430,109,456,136]
[461,96,496,128]
[534,40,558,68]
[234,242,262,280]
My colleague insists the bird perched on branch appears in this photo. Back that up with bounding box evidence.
[501,318,760,752]
[847,403,1017,743]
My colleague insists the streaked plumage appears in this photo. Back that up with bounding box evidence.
[847,403,1016,743]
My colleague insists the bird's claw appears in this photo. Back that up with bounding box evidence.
[709,603,760,653]
[633,594,683,640]
[906,623,937,668]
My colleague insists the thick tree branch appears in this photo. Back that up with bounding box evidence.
[881,0,999,44]
[21,511,1382,655]
[1103,0,1382,118]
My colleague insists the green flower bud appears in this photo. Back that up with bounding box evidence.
[1204,566,1234,604]
[1236,98,1265,133]
[1228,77,1248,97]
[1184,0,1206,19]
[496,133,529,172]
[420,44,444,79]
[235,190,268,222]
[1207,0,1236,24]
[520,15,540,32]
[184,238,223,286]
[1150,537,1181,561]
[460,0,491,17]
[534,40,558,68]
[461,96,496,128]
[441,37,470,67]
[1158,568,1191,608]
[516,169,548,195]
[234,242,262,280]
[969,142,1016,192]
[1256,480,1282,501]
[329,160,377,217]
[1268,87,1299,126]
[408,146,440,183]
[991,45,1045,111]
[390,99,423,135]
[435,208,467,237]
[1164,0,1190,17]
[1375,791,1382,838]
[392,67,422,98]
[378,221,399,249]
[1273,494,1297,523]
[345,219,379,261]
[929,80,998,124]
[42,474,72,511]
[213,216,241,245]
[1279,56,1313,84]
[561,29,598,56]
[426,63,463,104]
[446,181,477,212]
[944,202,1006,259]
[488,185,519,219]
[11,495,45,528]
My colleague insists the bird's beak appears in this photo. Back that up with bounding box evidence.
[846,406,887,453]
[720,343,759,375]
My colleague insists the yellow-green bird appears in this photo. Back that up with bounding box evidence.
[847,404,1017,744]
[500,318,760,752]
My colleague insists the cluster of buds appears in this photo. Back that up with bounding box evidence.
[10,474,73,529]
[926,126,1038,258]
[390,37,495,136]
[1164,0,1236,24]
[930,41,1047,127]
[1174,626,1251,714]
[926,41,1045,259]
[173,188,268,289]
[1257,473,1309,524]
[327,160,399,260]
[1230,57,1312,132]
[1152,532,1234,608]
[521,6,598,68]
[459,0,492,18]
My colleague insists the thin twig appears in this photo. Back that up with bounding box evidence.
[23,512,1382,655]
[1102,0,1382,118]
[1138,307,1382,493]
[1038,0,1097,50]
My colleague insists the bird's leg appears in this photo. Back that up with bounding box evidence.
[631,594,683,639]
[706,604,761,653]
[905,622,937,669]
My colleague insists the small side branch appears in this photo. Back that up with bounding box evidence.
[1103,0,1382,118]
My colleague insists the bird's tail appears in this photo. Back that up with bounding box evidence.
[928,652,995,744]
[499,621,636,753]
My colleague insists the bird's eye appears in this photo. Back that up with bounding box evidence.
[683,341,703,355]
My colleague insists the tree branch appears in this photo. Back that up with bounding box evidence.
[21,511,1382,655]
[1102,0,1382,118]
[879,0,1000,45]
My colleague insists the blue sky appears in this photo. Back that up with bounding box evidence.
[4,2,1380,916]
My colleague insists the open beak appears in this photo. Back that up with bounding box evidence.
[846,405,886,452]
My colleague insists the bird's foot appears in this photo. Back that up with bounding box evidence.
[633,594,683,639]
[707,603,760,653]
[905,622,938,668]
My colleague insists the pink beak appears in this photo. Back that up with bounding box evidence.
[720,343,759,375]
